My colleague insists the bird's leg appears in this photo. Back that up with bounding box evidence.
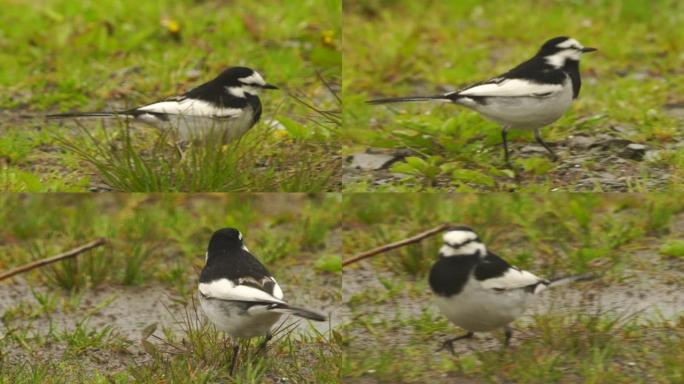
[436,331,474,355]
[174,140,190,162]
[229,342,240,376]
[534,128,558,161]
[501,126,511,166]
[503,326,513,347]
[255,333,273,355]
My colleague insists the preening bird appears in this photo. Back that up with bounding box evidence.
[48,66,278,143]
[368,37,597,164]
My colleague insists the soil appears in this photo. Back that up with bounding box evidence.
[341,237,684,381]
[343,132,679,191]
[0,264,341,374]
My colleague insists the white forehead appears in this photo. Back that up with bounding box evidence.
[545,49,582,67]
[556,38,582,49]
[238,71,266,86]
[443,230,478,245]
[238,231,243,240]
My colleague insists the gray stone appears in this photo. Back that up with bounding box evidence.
[349,153,400,170]
[567,135,594,149]
[610,124,638,136]
[589,138,633,150]
[520,145,548,154]
[619,143,648,160]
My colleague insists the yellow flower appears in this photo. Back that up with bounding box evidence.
[161,18,182,39]
[321,30,335,48]
[273,130,289,139]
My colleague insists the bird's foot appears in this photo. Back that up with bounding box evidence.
[229,344,240,376]
[437,339,457,355]
[436,332,474,355]
[255,333,273,356]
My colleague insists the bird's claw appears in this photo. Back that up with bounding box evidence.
[436,339,456,355]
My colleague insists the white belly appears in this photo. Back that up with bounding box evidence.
[136,107,256,143]
[458,79,574,130]
[435,280,537,332]
[199,295,281,339]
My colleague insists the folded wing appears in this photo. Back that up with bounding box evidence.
[199,277,285,304]
[450,78,563,98]
[136,98,243,118]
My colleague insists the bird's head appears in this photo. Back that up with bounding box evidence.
[206,227,247,262]
[217,67,278,98]
[537,36,597,68]
[440,226,486,257]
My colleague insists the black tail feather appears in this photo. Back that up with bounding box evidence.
[269,303,327,322]
[366,95,450,105]
[548,272,598,288]
[46,111,126,119]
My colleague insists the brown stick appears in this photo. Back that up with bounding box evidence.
[342,224,453,267]
[0,238,107,281]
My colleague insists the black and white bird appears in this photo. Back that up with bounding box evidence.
[368,37,597,164]
[198,228,326,374]
[428,226,592,353]
[48,67,278,143]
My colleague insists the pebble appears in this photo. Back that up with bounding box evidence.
[619,143,648,160]
[349,153,401,170]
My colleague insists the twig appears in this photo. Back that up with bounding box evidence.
[316,70,341,104]
[0,238,107,281]
[342,224,453,267]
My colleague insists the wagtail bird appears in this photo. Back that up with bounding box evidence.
[368,37,596,164]
[428,226,594,353]
[48,67,278,143]
[198,228,326,374]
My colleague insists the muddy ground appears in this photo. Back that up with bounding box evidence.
[341,231,684,382]
[0,265,341,373]
[344,102,684,191]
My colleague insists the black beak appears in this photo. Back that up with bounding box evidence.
[581,47,597,53]
[262,83,279,90]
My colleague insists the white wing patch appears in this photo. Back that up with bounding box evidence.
[270,278,284,300]
[480,267,543,291]
[199,278,286,304]
[458,78,563,98]
[137,98,243,118]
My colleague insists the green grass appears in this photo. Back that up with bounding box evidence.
[0,0,341,192]
[342,0,684,191]
[341,193,684,383]
[0,194,341,383]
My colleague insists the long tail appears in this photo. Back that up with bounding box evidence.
[366,95,451,105]
[269,303,327,322]
[46,111,128,119]
[548,272,598,288]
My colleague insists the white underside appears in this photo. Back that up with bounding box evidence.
[199,295,282,339]
[455,77,574,130]
[133,106,256,143]
[435,277,540,332]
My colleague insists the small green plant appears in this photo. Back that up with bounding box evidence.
[659,240,684,258]
[390,156,444,186]
[315,254,342,273]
